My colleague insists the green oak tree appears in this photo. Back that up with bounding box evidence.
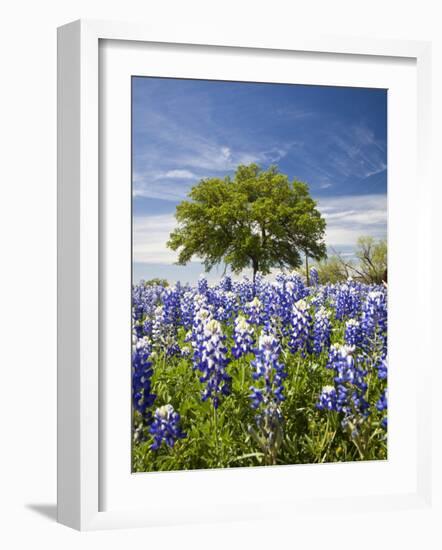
[167,164,327,284]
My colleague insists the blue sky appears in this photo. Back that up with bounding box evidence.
[132,77,387,284]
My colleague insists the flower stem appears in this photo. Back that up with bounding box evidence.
[213,406,220,466]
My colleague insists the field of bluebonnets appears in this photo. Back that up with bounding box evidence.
[132,268,387,472]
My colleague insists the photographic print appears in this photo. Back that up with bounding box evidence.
[131,77,387,472]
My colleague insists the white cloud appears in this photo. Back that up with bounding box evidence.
[133,214,179,264]
[162,169,198,179]
[132,180,191,201]
[221,146,231,160]
[318,194,387,248]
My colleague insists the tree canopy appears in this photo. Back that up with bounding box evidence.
[167,164,327,282]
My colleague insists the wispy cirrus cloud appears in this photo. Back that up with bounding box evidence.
[162,169,198,179]
[324,124,387,180]
[133,144,294,201]
[132,80,301,201]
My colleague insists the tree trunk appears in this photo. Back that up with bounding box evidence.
[305,253,309,286]
[252,258,259,288]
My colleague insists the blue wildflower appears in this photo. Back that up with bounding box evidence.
[312,306,331,354]
[322,343,369,422]
[150,404,186,450]
[335,282,362,321]
[132,335,156,418]
[361,289,387,344]
[245,296,263,325]
[345,318,363,347]
[250,332,286,406]
[195,318,231,408]
[232,314,255,358]
[377,356,388,380]
[289,299,311,355]
[317,385,337,411]
[249,332,286,464]
[310,266,319,286]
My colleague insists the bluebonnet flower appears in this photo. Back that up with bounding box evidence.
[132,335,156,418]
[224,290,240,321]
[249,332,286,464]
[250,332,286,407]
[281,273,309,301]
[180,290,197,329]
[132,309,145,339]
[361,289,387,343]
[289,299,311,355]
[149,404,186,450]
[189,304,211,370]
[274,274,309,323]
[219,275,232,292]
[245,296,263,325]
[376,390,387,412]
[194,318,231,408]
[132,283,163,337]
[310,286,327,310]
[328,344,366,391]
[317,383,349,413]
[322,343,369,422]
[198,275,209,295]
[211,290,238,323]
[312,306,331,354]
[232,314,254,358]
[262,284,279,319]
[334,282,362,320]
[233,277,254,304]
[162,285,181,325]
[133,282,163,317]
[345,319,363,347]
[310,266,319,286]
[151,305,180,356]
[376,356,388,380]
[317,385,337,411]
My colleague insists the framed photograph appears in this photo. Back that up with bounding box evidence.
[57,19,433,530]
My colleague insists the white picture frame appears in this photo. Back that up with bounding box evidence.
[57,19,433,531]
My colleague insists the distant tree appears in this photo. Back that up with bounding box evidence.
[167,164,327,284]
[354,236,387,284]
[316,237,387,285]
[143,278,169,287]
[313,256,350,284]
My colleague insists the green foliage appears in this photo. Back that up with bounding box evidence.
[167,164,327,281]
[312,256,349,284]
